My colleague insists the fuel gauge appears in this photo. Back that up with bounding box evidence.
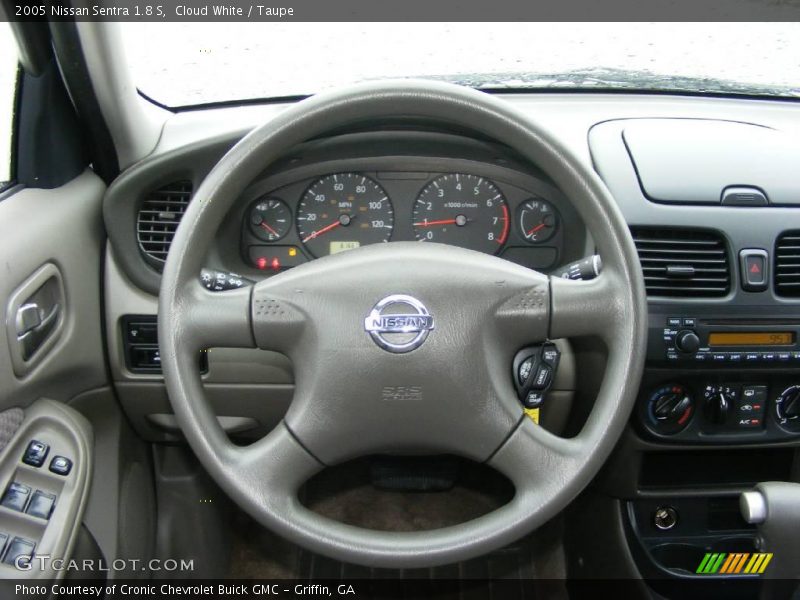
[249,198,291,242]
[517,198,558,244]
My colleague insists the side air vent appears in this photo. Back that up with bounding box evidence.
[775,231,800,297]
[136,181,193,269]
[630,228,731,298]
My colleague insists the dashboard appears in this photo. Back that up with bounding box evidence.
[101,92,800,587]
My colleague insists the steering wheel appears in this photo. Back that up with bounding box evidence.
[158,80,646,568]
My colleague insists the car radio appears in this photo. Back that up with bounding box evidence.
[659,317,800,366]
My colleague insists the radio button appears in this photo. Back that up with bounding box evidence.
[745,353,761,362]
[761,353,777,362]
[729,353,743,362]
[777,353,791,362]
[694,352,709,362]
[711,353,728,362]
[683,318,697,328]
[667,317,683,327]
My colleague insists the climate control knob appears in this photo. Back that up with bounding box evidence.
[646,384,694,435]
[776,385,800,431]
[675,330,700,353]
[703,384,737,426]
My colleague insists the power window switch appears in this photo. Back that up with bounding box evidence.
[2,536,35,567]
[49,456,73,476]
[26,490,56,520]
[1,482,31,512]
[22,440,49,467]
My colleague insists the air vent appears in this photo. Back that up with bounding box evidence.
[775,231,800,297]
[136,181,193,269]
[630,228,730,297]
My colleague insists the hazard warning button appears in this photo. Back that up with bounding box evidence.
[739,249,768,292]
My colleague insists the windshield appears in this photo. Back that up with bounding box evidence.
[121,23,800,107]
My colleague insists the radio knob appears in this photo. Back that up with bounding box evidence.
[675,330,700,353]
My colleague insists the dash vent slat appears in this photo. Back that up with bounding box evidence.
[136,181,193,270]
[630,227,730,298]
[775,231,800,297]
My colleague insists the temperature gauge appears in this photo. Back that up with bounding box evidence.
[517,198,558,244]
[249,198,291,242]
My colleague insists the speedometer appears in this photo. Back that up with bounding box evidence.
[296,173,394,257]
[412,174,509,254]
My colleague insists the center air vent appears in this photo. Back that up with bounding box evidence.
[136,181,193,269]
[775,231,800,297]
[630,228,730,298]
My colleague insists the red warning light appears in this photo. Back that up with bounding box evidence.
[256,256,268,270]
[271,258,281,271]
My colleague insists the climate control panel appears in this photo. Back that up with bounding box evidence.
[639,379,800,442]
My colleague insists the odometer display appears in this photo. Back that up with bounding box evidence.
[296,173,394,257]
[412,174,509,254]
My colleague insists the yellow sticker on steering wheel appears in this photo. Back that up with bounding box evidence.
[524,407,540,424]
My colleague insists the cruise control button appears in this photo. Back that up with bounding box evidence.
[518,357,535,386]
[524,390,545,409]
[22,440,49,468]
[530,365,552,390]
[541,345,560,367]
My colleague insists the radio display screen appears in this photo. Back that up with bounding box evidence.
[708,332,794,347]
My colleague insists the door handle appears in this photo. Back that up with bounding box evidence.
[5,263,66,375]
[18,303,61,360]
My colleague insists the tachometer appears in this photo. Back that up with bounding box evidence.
[296,173,394,257]
[412,174,509,254]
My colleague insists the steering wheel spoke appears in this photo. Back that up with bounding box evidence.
[549,272,624,342]
[176,282,256,351]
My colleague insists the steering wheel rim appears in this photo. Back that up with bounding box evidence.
[158,80,647,568]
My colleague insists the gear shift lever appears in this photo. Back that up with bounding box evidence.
[740,482,800,599]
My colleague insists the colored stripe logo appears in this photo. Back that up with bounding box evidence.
[696,552,773,575]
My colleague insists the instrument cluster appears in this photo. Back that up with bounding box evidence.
[240,170,566,272]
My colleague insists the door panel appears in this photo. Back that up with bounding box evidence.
[0,170,107,409]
